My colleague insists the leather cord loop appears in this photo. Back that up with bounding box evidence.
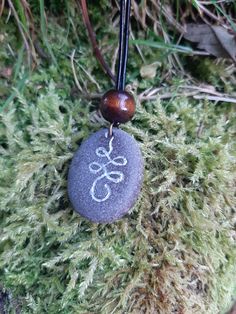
[116,0,131,91]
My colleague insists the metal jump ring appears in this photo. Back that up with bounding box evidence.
[108,123,114,137]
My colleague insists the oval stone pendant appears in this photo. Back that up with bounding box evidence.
[68,128,143,223]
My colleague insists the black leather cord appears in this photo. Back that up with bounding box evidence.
[116,0,131,91]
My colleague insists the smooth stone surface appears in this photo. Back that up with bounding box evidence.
[68,128,143,223]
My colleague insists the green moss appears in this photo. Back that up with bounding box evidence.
[0,2,236,313]
[186,58,234,93]
[0,72,235,313]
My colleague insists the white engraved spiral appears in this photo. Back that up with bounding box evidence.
[89,135,127,202]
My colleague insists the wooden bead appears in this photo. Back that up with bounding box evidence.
[99,89,136,124]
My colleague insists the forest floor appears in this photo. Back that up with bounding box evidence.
[0,1,236,313]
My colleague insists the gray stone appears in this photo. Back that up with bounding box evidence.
[68,128,144,223]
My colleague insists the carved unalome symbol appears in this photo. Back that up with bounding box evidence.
[89,134,127,202]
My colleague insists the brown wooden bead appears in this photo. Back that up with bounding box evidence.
[99,89,136,124]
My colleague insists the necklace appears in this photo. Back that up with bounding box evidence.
[68,0,144,223]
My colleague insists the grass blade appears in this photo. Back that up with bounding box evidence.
[39,0,57,65]
[130,39,193,54]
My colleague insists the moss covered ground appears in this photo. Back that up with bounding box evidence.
[0,1,236,313]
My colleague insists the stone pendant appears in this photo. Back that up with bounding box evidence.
[68,128,143,223]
